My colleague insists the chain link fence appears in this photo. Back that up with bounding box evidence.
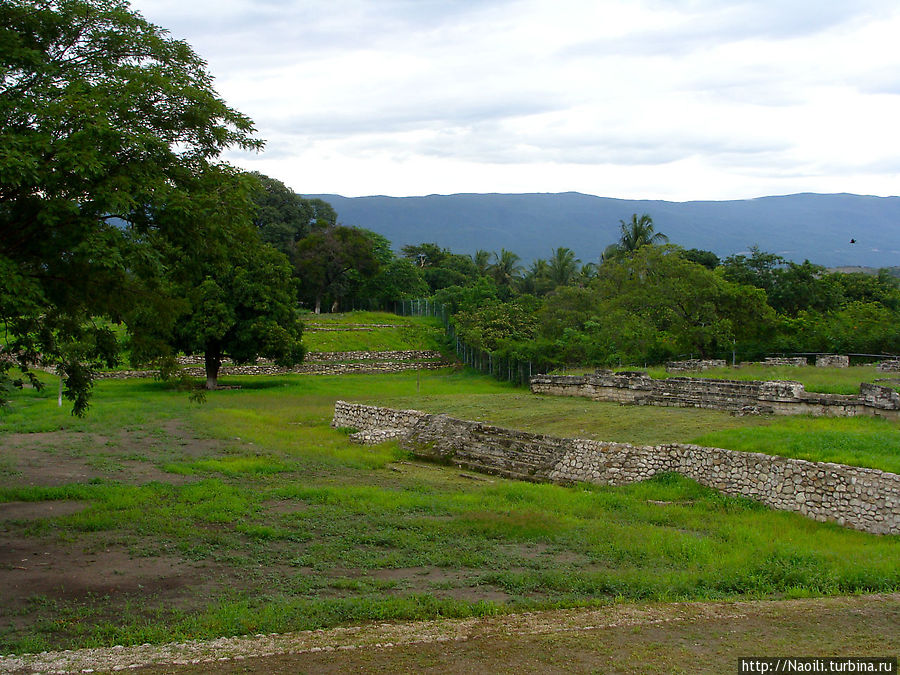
[390,298,553,386]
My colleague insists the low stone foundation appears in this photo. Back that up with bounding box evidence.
[878,360,900,373]
[331,401,900,535]
[92,350,451,380]
[816,354,850,368]
[529,371,900,419]
[763,357,809,367]
[665,359,726,373]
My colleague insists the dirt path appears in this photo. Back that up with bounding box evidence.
[3,594,898,674]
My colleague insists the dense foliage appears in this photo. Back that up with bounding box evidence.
[395,217,900,370]
[0,0,299,409]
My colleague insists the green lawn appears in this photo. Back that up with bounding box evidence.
[301,311,449,353]
[0,371,898,653]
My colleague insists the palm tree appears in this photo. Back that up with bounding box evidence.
[473,249,492,276]
[490,249,523,288]
[547,247,580,286]
[520,258,550,295]
[603,213,668,262]
[576,262,597,286]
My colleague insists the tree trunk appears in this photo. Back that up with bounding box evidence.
[314,296,321,314]
[330,298,339,313]
[204,348,222,390]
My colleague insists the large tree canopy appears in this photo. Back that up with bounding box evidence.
[250,173,338,259]
[145,169,305,390]
[0,0,262,412]
[293,225,380,314]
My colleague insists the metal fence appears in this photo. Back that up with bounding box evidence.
[391,298,553,386]
[350,298,900,384]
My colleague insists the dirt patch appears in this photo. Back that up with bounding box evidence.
[264,500,310,515]
[0,533,213,608]
[0,424,226,488]
[0,500,86,521]
[0,530,233,648]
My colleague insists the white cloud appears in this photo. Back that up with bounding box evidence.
[131,0,900,199]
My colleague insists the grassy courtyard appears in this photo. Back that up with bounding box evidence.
[1,366,898,654]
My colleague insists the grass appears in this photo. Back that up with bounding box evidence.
[644,364,898,395]
[301,311,449,354]
[0,369,898,653]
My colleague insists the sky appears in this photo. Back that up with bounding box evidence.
[130,0,900,201]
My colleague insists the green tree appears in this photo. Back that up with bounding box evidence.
[602,213,668,261]
[133,168,304,390]
[721,246,784,294]
[547,247,581,286]
[829,270,900,311]
[400,243,479,291]
[682,248,720,270]
[576,262,597,286]
[490,249,523,289]
[0,0,261,412]
[473,249,492,276]
[401,242,446,268]
[593,246,773,358]
[454,296,541,352]
[250,173,315,258]
[294,226,380,313]
[519,259,552,296]
[722,248,845,316]
[361,259,429,305]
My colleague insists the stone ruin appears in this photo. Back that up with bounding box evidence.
[332,401,900,535]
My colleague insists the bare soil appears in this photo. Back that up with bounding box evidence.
[0,422,222,488]
[0,423,239,641]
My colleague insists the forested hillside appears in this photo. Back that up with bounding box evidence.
[311,192,900,268]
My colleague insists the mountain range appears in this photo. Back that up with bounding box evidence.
[306,192,900,268]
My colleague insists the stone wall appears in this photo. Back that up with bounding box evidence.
[877,360,900,373]
[763,357,809,367]
[529,371,900,419]
[306,350,443,362]
[331,400,429,445]
[665,359,726,373]
[96,360,450,380]
[816,354,850,368]
[93,350,451,380]
[331,401,900,535]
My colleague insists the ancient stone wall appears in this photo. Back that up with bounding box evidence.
[332,400,429,445]
[665,359,726,373]
[331,401,900,535]
[93,351,450,380]
[763,357,809,367]
[816,354,850,368]
[877,360,900,373]
[528,372,900,419]
[95,360,450,380]
[306,350,443,362]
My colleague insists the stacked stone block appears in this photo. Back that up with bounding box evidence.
[763,357,809,367]
[815,354,850,368]
[665,359,726,373]
[529,372,899,419]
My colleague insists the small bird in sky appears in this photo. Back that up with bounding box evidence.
[850,238,856,244]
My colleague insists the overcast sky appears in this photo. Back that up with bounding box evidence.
[130,0,900,201]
